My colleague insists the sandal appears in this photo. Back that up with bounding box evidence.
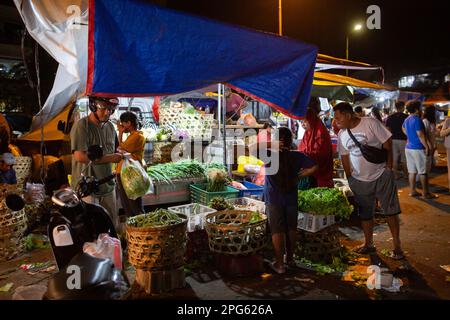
[269,261,286,274]
[388,250,405,260]
[408,192,421,197]
[354,245,377,255]
[422,193,438,200]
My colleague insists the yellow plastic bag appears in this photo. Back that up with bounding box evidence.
[237,156,263,173]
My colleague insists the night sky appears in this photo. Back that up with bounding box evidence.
[166,0,450,82]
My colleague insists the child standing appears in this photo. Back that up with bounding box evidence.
[116,112,146,216]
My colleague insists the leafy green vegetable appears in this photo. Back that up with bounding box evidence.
[24,234,50,251]
[296,257,348,275]
[209,197,234,211]
[206,168,230,192]
[298,187,353,219]
[127,209,183,228]
[249,211,262,224]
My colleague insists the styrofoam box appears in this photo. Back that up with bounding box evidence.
[168,203,216,232]
[226,197,266,213]
[297,212,335,233]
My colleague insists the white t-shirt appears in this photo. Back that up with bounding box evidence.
[338,117,392,182]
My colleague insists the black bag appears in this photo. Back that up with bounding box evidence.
[347,129,388,164]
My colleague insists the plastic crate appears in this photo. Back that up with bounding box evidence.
[297,212,335,233]
[190,183,239,206]
[168,203,216,232]
[230,181,264,200]
[226,197,266,214]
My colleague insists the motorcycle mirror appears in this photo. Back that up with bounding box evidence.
[87,145,103,162]
[5,194,25,212]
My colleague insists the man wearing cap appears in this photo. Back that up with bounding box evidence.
[70,96,123,228]
[0,153,17,184]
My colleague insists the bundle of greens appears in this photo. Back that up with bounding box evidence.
[146,159,206,183]
[121,159,152,200]
[206,168,230,192]
[249,211,262,224]
[127,209,183,228]
[155,128,172,142]
[202,162,227,172]
[298,187,353,219]
[209,197,234,211]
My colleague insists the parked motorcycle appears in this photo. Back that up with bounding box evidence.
[7,145,131,299]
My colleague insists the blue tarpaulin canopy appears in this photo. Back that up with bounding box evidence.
[86,0,318,119]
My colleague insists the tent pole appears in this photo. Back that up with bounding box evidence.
[217,83,222,140]
[222,84,227,168]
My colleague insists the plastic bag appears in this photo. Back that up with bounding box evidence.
[231,181,248,190]
[237,156,263,173]
[238,113,257,126]
[120,157,153,200]
[83,233,122,270]
[12,285,47,300]
[25,183,46,203]
[244,164,261,174]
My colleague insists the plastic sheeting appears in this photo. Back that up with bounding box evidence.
[14,0,88,131]
[87,0,318,119]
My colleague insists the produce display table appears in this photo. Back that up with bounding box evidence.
[142,177,205,206]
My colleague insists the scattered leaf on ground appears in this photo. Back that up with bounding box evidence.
[0,283,13,292]
[440,265,450,273]
[294,277,315,284]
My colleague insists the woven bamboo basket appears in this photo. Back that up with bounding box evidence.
[151,142,184,164]
[126,213,188,271]
[12,156,32,185]
[159,107,214,141]
[0,205,27,262]
[296,225,341,264]
[205,210,268,255]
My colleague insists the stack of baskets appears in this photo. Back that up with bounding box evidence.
[0,185,27,262]
[296,225,341,264]
[151,141,184,164]
[12,156,32,185]
[205,210,267,255]
[126,214,188,272]
[159,105,214,141]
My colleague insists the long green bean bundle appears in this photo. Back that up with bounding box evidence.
[127,209,183,228]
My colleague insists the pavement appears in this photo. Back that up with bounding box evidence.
[1,170,449,300]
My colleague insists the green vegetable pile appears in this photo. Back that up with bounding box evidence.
[298,187,353,219]
[146,160,229,186]
[147,159,206,183]
[155,128,172,142]
[206,168,230,192]
[121,161,152,200]
[202,162,227,172]
[127,209,183,228]
[249,211,262,224]
[209,197,234,211]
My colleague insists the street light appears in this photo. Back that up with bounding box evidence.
[346,23,363,75]
[278,0,283,36]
